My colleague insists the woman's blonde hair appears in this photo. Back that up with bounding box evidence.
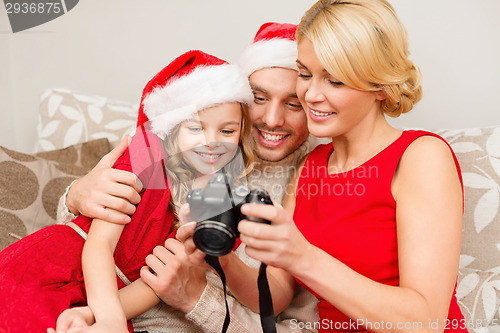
[297,0,422,117]
[163,103,255,223]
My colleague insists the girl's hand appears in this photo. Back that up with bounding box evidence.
[47,307,93,333]
[50,321,128,333]
[238,203,313,276]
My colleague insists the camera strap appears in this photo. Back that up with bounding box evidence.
[205,255,277,333]
[258,263,277,333]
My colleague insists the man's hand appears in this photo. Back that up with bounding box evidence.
[65,135,143,224]
[140,237,207,314]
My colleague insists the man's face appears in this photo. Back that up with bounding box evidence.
[248,67,309,162]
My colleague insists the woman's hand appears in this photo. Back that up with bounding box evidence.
[140,237,207,313]
[238,203,313,276]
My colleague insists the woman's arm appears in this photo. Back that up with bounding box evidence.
[239,137,463,333]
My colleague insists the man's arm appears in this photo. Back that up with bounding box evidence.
[184,244,319,333]
[141,234,318,332]
[56,135,142,225]
[186,280,319,333]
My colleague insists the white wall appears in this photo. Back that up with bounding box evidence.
[1,0,499,153]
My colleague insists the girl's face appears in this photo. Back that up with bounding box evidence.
[295,38,386,139]
[177,102,242,177]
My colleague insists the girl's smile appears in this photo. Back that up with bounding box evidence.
[177,102,242,177]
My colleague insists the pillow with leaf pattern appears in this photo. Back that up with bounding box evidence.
[437,127,500,273]
[35,88,138,152]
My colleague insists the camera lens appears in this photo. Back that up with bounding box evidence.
[193,221,237,256]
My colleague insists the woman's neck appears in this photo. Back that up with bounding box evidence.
[329,117,401,174]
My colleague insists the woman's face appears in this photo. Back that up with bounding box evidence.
[295,38,386,139]
[177,102,242,177]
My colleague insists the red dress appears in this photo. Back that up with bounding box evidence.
[0,129,176,333]
[293,130,467,332]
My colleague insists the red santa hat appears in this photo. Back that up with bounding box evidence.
[137,50,253,138]
[237,22,298,77]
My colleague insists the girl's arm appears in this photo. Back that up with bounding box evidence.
[82,219,143,332]
[239,137,463,333]
[54,279,161,331]
[84,220,163,324]
[82,219,127,330]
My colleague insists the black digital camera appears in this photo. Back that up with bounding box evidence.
[186,171,273,256]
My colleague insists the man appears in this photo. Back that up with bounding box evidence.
[58,22,322,332]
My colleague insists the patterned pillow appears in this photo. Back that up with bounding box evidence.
[35,88,138,152]
[437,127,500,273]
[0,139,110,251]
[456,268,500,331]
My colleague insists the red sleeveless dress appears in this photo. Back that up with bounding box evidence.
[0,129,176,333]
[293,130,467,332]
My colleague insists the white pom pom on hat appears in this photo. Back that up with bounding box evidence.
[238,22,299,77]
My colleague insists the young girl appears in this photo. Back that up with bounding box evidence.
[0,50,254,333]
[181,1,469,332]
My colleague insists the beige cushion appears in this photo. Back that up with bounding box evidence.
[0,139,109,250]
[438,127,500,272]
[456,268,500,329]
[35,88,138,152]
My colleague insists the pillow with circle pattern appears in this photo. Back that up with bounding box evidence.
[0,138,109,251]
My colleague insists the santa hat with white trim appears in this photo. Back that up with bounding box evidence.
[137,50,253,138]
[238,22,298,77]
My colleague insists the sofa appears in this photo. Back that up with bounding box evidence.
[0,88,499,332]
